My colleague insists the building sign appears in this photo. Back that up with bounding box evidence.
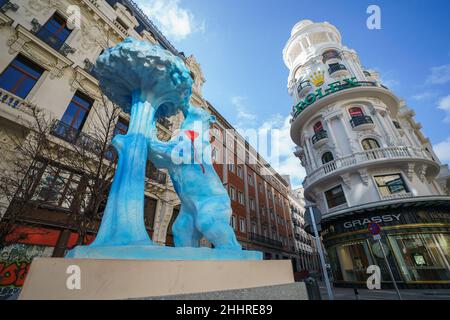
[292,77,361,118]
[343,214,401,229]
[321,206,450,241]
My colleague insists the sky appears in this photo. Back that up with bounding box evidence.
[134,0,450,188]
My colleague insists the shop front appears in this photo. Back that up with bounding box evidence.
[321,199,450,288]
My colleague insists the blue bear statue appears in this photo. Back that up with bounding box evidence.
[149,105,242,250]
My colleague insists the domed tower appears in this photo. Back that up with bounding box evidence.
[284,20,450,288]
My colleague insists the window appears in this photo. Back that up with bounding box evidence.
[348,107,364,118]
[263,227,268,238]
[250,198,255,211]
[239,218,246,233]
[211,147,218,161]
[115,17,129,30]
[229,186,236,201]
[325,185,347,209]
[237,166,243,178]
[0,55,44,99]
[32,164,83,209]
[313,121,324,133]
[251,222,257,234]
[393,121,402,129]
[248,174,253,186]
[114,117,129,136]
[374,174,409,197]
[331,240,375,282]
[36,12,72,50]
[269,208,274,219]
[61,91,94,130]
[322,152,334,164]
[238,191,245,205]
[361,138,380,151]
[261,205,266,216]
[258,183,263,193]
[228,163,235,172]
[322,49,340,63]
[361,139,381,160]
[231,215,237,230]
[389,233,450,282]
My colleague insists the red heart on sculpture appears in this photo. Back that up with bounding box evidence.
[184,130,199,141]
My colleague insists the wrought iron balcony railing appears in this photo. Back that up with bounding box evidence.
[248,232,283,248]
[350,115,374,128]
[146,163,167,185]
[83,59,97,78]
[0,1,19,13]
[311,130,328,145]
[322,50,341,63]
[50,120,102,155]
[328,63,347,75]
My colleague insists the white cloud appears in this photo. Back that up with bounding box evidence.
[426,64,450,85]
[437,95,450,123]
[411,91,434,101]
[434,137,450,164]
[231,96,257,123]
[258,115,306,188]
[379,77,399,89]
[135,0,202,41]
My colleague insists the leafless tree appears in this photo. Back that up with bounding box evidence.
[0,91,122,250]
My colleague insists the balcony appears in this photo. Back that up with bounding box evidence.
[311,130,328,148]
[349,115,375,130]
[322,50,341,63]
[31,19,76,57]
[146,164,167,185]
[1,1,19,13]
[328,63,348,77]
[83,59,97,78]
[297,80,312,98]
[303,146,439,189]
[248,232,282,248]
[51,120,102,155]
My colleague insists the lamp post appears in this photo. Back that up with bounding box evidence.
[307,206,334,300]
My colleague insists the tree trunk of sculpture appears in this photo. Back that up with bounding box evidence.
[91,90,156,246]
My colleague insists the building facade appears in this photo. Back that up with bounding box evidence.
[288,186,320,274]
[0,0,302,299]
[284,20,450,288]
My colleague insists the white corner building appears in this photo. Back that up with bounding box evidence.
[284,20,450,288]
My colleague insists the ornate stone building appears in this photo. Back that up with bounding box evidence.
[0,0,300,298]
[284,20,450,288]
[288,186,319,273]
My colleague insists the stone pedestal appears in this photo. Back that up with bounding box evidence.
[19,258,300,300]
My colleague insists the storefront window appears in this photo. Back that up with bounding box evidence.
[374,174,409,197]
[333,240,375,282]
[389,233,450,282]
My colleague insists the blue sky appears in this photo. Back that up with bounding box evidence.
[135,0,450,188]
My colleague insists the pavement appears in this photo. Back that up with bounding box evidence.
[318,282,450,300]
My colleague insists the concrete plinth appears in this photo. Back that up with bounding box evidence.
[19,258,298,300]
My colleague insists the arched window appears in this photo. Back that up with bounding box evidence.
[362,138,381,160]
[348,107,364,118]
[313,121,324,133]
[361,138,380,150]
[322,152,334,164]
